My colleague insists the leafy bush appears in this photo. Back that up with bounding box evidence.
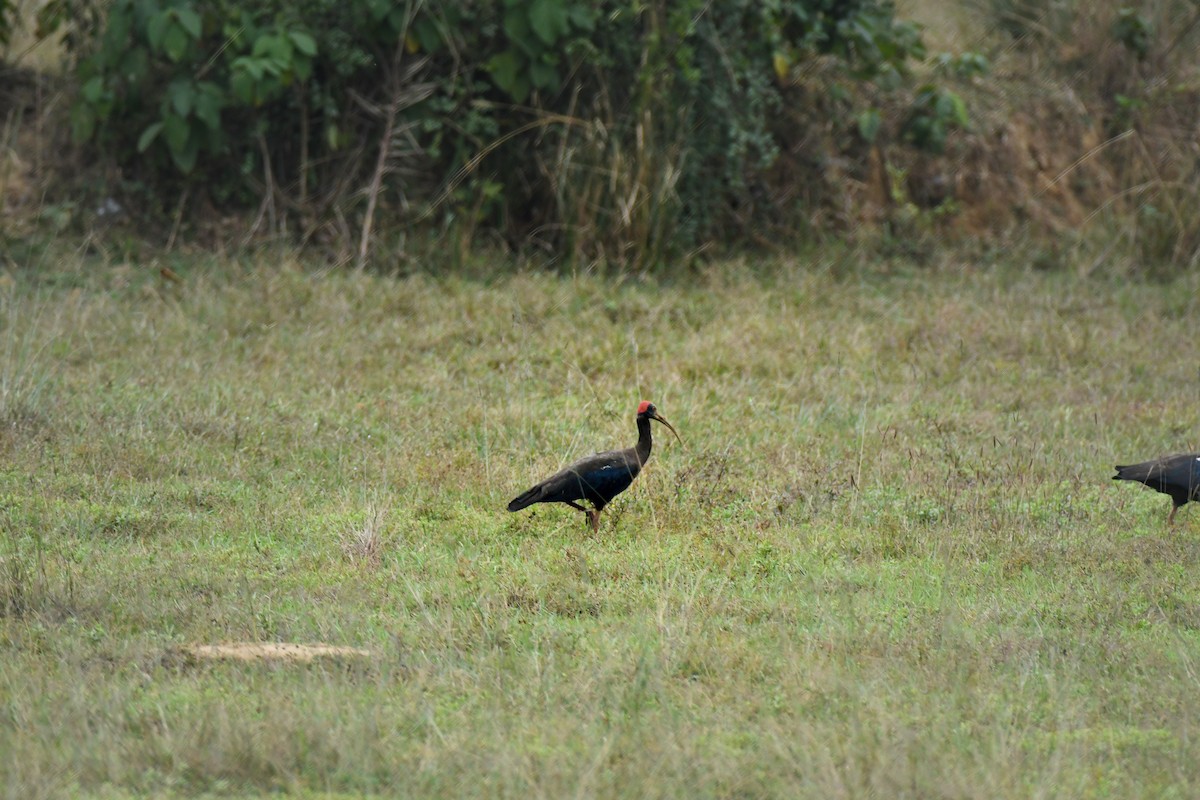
[0,0,14,50]
[65,0,944,266]
[71,0,338,196]
[902,86,968,153]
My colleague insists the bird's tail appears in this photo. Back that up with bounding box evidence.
[507,485,542,512]
[1113,462,1153,482]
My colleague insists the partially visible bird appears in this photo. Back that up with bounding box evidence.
[1113,453,1200,524]
[507,401,681,533]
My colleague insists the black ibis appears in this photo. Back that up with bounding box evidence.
[1113,453,1200,524]
[507,401,681,533]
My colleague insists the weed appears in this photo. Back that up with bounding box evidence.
[341,499,388,567]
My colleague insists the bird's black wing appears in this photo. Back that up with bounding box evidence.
[508,449,642,511]
[559,449,642,504]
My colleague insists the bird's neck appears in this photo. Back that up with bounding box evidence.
[634,416,653,464]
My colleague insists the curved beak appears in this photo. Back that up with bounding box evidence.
[649,411,682,445]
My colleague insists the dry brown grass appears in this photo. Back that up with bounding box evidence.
[340,499,389,567]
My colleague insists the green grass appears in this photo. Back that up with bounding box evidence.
[2,250,1200,798]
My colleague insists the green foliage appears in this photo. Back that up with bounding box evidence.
[63,0,958,264]
[902,85,969,153]
[932,51,990,80]
[485,0,596,103]
[857,107,883,142]
[32,0,104,54]
[1113,8,1151,60]
[443,0,942,263]
[1112,92,1146,129]
[0,0,13,49]
[767,0,926,83]
[72,0,319,180]
[884,163,961,244]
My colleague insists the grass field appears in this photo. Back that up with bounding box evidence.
[3,249,1200,798]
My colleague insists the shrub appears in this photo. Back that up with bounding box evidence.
[0,0,13,50]
[65,0,940,267]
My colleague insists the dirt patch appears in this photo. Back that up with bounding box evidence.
[178,642,372,663]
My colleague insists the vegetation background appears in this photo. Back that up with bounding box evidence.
[3,0,1198,272]
[2,0,1200,798]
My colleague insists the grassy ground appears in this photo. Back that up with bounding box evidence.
[2,249,1200,798]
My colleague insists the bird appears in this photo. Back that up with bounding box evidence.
[507,401,681,533]
[1113,453,1200,524]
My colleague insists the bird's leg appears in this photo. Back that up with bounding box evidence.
[1169,504,1179,525]
[559,500,601,533]
[564,500,597,531]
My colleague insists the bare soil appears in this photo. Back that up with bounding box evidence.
[179,643,373,663]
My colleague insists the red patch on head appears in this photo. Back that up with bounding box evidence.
[637,400,653,414]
